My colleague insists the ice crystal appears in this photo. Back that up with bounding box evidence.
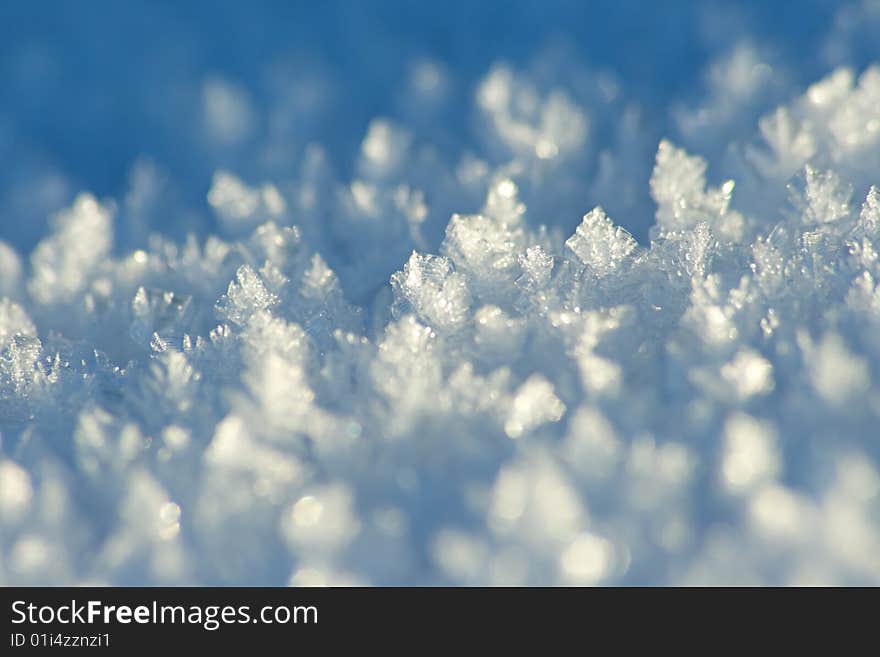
[2,3,880,586]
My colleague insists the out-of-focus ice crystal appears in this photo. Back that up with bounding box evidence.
[28,193,113,305]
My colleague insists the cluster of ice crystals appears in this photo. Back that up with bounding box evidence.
[3,20,880,585]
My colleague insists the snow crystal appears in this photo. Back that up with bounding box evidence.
[2,2,880,586]
[216,265,279,326]
[390,252,471,330]
[565,207,637,277]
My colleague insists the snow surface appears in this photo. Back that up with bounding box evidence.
[1,1,880,585]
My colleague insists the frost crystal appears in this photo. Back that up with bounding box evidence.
[3,9,880,586]
[216,265,279,326]
[390,252,471,330]
[565,207,637,276]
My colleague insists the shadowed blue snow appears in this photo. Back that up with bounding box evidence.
[1,1,880,585]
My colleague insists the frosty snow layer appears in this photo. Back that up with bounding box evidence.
[2,42,880,585]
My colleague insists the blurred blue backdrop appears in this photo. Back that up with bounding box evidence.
[0,0,871,252]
